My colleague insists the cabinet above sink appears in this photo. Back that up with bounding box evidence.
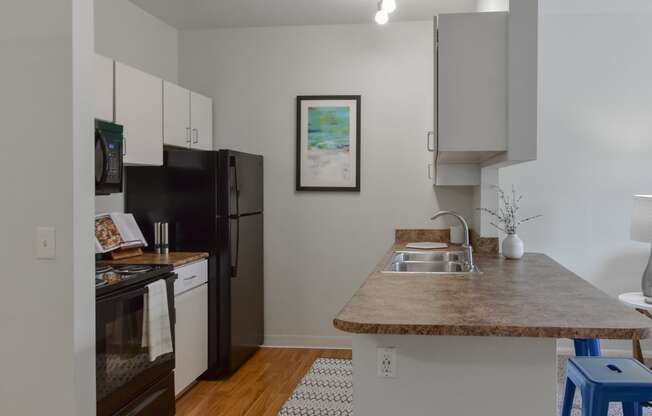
[431,1,538,186]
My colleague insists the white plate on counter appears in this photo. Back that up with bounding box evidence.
[405,242,449,250]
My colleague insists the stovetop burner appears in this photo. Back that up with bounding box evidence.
[96,265,113,275]
[114,265,153,274]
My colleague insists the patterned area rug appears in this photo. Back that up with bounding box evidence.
[278,358,353,415]
[278,356,652,416]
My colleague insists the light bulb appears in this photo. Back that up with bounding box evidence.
[381,0,397,13]
[375,9,389,24]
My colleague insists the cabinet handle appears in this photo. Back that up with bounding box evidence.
[428,163,433,179]
[186,127,191,144]
[427,131,436,152]
[193,128,199,144]
[183,275,198,281]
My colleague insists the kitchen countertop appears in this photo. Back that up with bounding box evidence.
[100,251,209,268]
[333,243,652,339]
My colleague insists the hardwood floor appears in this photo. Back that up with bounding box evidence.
[176,348,352,416]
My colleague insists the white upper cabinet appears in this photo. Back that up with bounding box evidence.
[94,54,114,122]
[163,81,191,148]
[115,62,163,166]
[100,58,212,162]
[432,4,538,186]
[437,12,508,158]
[190,92,213,151]
[163,85,213,151]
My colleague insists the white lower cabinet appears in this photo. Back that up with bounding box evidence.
[174,260,208,396]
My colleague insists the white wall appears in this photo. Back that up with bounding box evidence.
[500,0,652,352]
[94,0,179,213]
[472,168,499,237]
[0,0,94,414]
[94,0,178,82]
[179,22,474,347]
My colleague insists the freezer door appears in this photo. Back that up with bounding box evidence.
[227,152,263,216]
[228,213,264,372]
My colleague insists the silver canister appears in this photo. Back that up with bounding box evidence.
[154,222,162,254]
[161,222,169,255]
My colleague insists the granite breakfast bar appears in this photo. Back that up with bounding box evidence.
[334,242,652,416]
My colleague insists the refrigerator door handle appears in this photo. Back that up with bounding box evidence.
[229,216,240,278]
[230,156,240,278]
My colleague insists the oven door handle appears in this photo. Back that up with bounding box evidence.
[96,286,149,305]
[96,275,175,303]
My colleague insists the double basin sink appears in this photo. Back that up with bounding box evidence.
[382,250,481,275]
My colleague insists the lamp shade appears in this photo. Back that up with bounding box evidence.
[631,195,652,242]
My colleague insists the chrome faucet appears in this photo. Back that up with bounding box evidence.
[430,211,474,271]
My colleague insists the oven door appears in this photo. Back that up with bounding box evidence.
[96,276,175,416]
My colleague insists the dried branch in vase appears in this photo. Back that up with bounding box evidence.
[477,185,542,235]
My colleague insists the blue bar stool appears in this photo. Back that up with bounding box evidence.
[561,357,650,416]
[574,339,602,357]
[563,339,602,415]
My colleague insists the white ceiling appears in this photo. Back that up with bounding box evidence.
[130,0,479,30]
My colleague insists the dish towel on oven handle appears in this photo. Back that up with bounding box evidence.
[141,279,173,361]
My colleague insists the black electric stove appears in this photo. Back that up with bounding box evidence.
[95,262,176,416]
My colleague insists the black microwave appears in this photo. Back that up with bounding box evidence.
[95,119,124,195]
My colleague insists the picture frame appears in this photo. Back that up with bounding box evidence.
[296,95,361,192]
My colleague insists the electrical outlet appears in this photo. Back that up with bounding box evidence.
[377,347,397,378]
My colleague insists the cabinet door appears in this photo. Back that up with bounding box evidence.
[174,284,208,396]
[190,91,213,151]
[115,62,163,166]
[94,54,114,122]
[438,12,507,152]
[163,81,191,149]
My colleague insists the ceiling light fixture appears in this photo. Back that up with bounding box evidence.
[381,0,397,14]
[375,2,389,25]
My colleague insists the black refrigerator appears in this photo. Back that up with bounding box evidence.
[125,149,264,378]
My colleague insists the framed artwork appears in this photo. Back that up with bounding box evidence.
[296,95,361,192]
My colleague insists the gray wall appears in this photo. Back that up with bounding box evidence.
[500,0,652,353]
[0,0,94,414]
[179,22,473,347]
[94,0,179,213]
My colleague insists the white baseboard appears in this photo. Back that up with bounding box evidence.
[264,334,353,349]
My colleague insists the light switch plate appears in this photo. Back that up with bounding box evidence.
[36,226,56,259]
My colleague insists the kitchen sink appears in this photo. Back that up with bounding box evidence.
[390,251,465,263]
[382,251,481,275]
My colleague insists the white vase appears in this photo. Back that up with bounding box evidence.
[502,234,524,259]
